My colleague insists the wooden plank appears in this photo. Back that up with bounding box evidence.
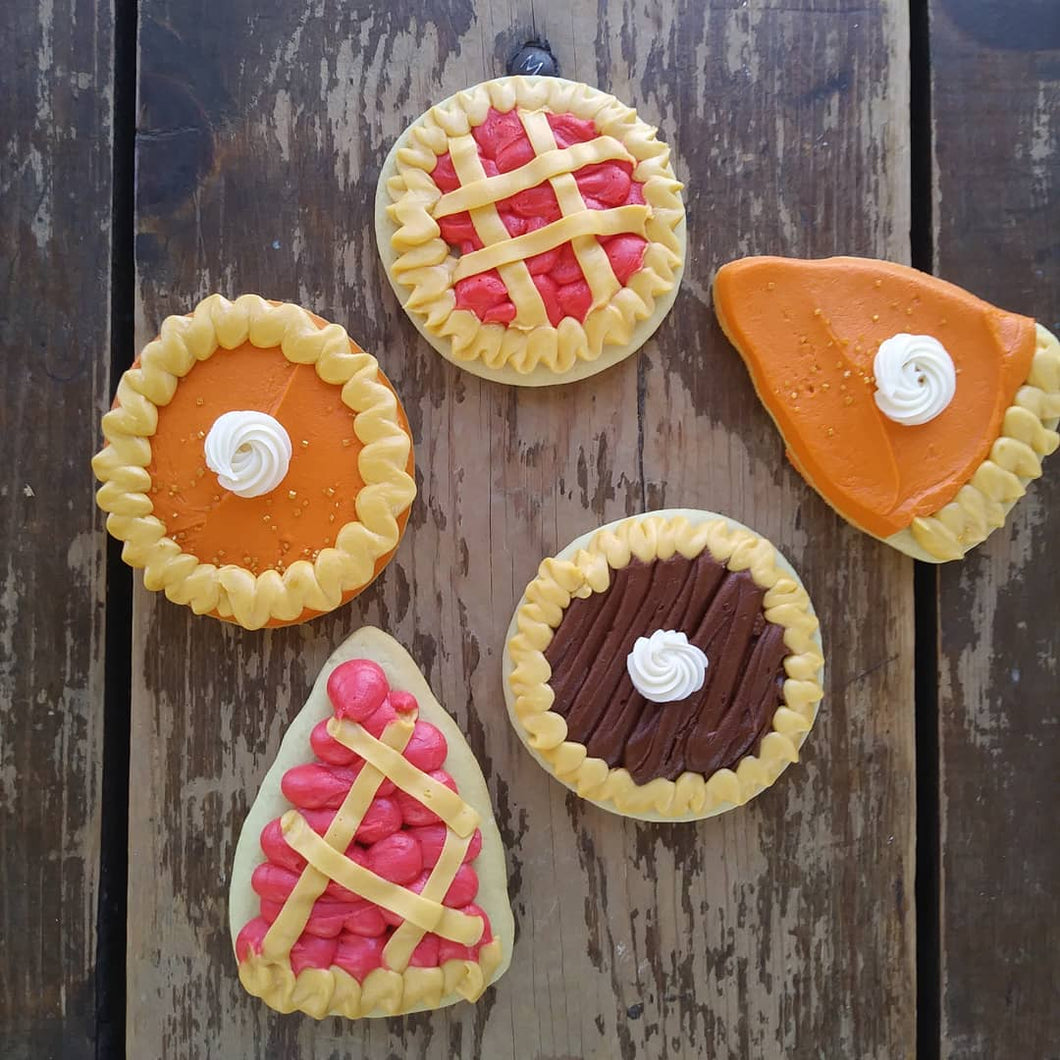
[127,2,916,1056]
[930,2,1060,1055]
[0,2,112,1057]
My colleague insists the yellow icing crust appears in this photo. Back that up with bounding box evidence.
[91,294,417,629]
[384,75,685,376]
[506,514,824,819]
[238,938,504,1019]
[889,324,1060,561]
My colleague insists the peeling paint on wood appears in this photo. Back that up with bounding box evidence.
[127,1,916,1057]
[931,2,1060,1055]
[0,1,112,1056]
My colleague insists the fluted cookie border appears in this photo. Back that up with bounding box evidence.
[502,510,825,822]
[237,940,504,1020]
[888,323,1060,561]
[376,75,686,387]
[91,295,417,630]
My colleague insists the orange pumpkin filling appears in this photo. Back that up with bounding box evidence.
[150,342,374,573]
[713,256,1037,537]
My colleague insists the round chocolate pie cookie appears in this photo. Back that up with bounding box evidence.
[502,511,824,821]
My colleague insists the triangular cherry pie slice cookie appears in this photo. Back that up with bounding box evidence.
[229,627,514,1018]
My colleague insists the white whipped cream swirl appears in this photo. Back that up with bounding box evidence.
[204,410,292,499]
[626,630,709,704]
[872,333,956,426]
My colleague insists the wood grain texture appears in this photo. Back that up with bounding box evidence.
[0,2,112,1057]
[930,2,1060,1055]
[127,2,916,1057]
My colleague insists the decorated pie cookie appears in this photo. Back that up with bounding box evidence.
[376,75,686,386]
[503,511,824,821]
[713,256,1060,561]
[230,627,514,1018]
[91,294,416,628]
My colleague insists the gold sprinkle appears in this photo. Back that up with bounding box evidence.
[218,550,226,557]
[325,487,336,497]
[171,511,178,519]
[265,498,272,506]
[243,555,252,565]
[300,439,309,448]
[281,542,290,553]
[196,430,205,439]
[826,427,835,437]
[906,307,913,316]
[212,495,221,503]
[843,396,854,406]
[874,278,882,288]
[293,509,302,518]
[195,397,204,406]
[813,308,822,317]
[789,390,798,400]
[328,513,336,523]
[288,490,297,500]
[270,524,278,532]
[342,438,352,447]
[872,314,879,322]
[767,281,776,290]
[940,318,948,326]
[821,382,830,390]
[835,359,843,368]
[196,467,205,478]
[301,499,309,508]
[843,370,851,378]
[311,550,320,560]
[263,514,271,522]
[794,405,801,412]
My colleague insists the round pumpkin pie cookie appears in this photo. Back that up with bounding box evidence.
[91,294,416,629]
[376,75,686,386]
[503,511,824,821]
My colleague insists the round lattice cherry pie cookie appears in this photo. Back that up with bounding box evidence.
[376,76,686,386]
[230,627,514,1018]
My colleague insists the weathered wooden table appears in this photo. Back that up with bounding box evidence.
[4,1,1059,1057]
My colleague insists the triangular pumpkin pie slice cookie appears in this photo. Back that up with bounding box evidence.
[230,627,514,1018]
[713,256,1060,560]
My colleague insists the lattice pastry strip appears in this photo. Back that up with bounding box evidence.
[260,717,415,960]
[449,134,548,327]
[263,715,483,973]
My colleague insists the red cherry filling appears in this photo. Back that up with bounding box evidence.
[237,659,492,981]
[431,107,648,326]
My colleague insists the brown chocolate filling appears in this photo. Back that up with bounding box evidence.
[543,554,789,784]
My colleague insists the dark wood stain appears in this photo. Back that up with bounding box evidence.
[932,4,1060,1053]
[0,0,112,1056]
